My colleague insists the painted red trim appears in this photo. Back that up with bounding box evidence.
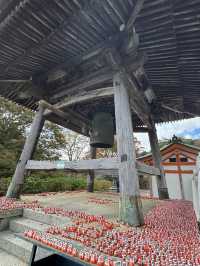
[163,162,195,166]
[164,170,193,174]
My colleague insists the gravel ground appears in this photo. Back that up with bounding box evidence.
[22,190,158,219]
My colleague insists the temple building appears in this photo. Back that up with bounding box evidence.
[138,136,200,201]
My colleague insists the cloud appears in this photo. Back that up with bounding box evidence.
[135,117,200,152]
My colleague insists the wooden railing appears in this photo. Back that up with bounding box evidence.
[26,158,160,176]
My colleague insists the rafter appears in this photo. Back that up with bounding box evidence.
[126,0,145,30]
[1,0,100,75]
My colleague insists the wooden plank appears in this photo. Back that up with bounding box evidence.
[25,158,119,171]
[113,71,144,226]
[6,104,45,198]
[136,161,160,176]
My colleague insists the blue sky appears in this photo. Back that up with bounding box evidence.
[178,128,200,139]
[135,117,200,152]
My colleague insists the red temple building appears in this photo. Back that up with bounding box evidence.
[138,137,200,201]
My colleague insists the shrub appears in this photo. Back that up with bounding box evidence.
[0,175,112,195]
[94,179,112,191]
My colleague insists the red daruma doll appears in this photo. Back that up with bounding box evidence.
[97,255,105,266]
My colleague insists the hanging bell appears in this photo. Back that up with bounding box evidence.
[90,112,114,148]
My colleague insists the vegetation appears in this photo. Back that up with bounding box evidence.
[0,97,68,178]
[0,175,112,195]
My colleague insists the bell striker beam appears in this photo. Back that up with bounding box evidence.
[87,146,96,193]
[6,104,45,199]
[113,71,144,226]
[148,118,169,199]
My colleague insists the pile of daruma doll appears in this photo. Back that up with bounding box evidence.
[22,199,200,265]
[0,197,40,213]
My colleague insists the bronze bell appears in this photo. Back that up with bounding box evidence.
[90,112,114,148]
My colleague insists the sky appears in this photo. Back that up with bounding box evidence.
[135,117,200,152]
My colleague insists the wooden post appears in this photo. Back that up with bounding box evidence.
[176,153,185,199]
[113,71,144,226]
[148,118,169,199]
[87,146,96,192]
[6,104,45,198]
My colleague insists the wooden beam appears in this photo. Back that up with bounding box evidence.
[136,162,160,176]
[48,32,125,82]
[25,157,159,176]
[41,100,90,134]
[113,71,144,226]
[50,87,114,110]
[161,104,197,117]
[133,127,149,133]
[6,104,45,198]
[126,0,145,30]
[51,67,112,100]
[51,52,146,101]
[25,158,119,171]
[107,49,151,127]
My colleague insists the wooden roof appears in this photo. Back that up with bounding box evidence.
[0,0,199,134]
[138,143,200,162]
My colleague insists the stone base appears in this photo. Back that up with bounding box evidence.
[159,187,169,199]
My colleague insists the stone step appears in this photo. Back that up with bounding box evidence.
[10,217,50,234]
[23,208,71,225]
[0,248,26,266]
[0,230,52,263]
[0,230,32,262]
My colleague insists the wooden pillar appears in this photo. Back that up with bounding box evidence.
[113,71,144,226]
[176,153,185,199]
[148,118,169,199]
[87,146,96,192]
[6,105,45,198]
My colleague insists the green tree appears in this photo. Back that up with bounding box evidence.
[0,97,66,177]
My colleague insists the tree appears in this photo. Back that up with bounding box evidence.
[61,131,89,161]
[0,97,66,177]
[93,135,144,159]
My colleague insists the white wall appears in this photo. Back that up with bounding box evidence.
[165,173,182,199]
[151,165,195,201]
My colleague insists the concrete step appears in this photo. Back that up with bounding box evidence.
[0,230,52,263]
[23,208,71,225]
[0,230,32,262]
[0,248,26,266]
[10,217,50,234]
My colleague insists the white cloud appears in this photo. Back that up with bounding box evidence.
[135,117,200,152]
